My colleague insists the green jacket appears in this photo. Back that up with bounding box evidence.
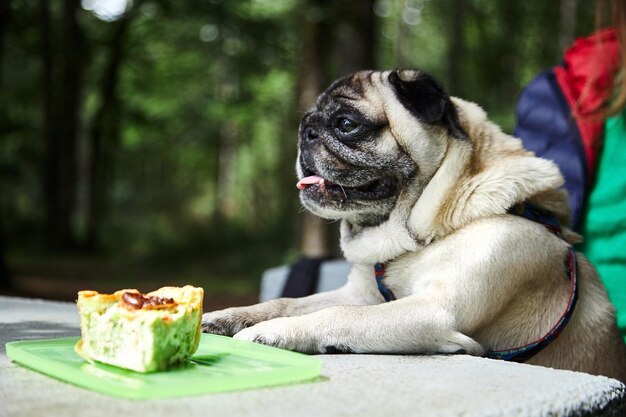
[579,112,626,341]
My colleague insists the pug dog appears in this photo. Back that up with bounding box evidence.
[202,70,626,382]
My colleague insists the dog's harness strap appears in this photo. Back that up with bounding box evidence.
[373,202,579,362]
[485,202,579,362]
[374,262,396,302]
[486,246,578,362]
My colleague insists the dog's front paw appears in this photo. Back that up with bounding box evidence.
[201,308,260,336]
[234,317,321,353]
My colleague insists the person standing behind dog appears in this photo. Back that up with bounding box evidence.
[514,0,626,341]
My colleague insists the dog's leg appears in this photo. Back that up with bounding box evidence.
[233,296,484,355]
[202,281,378,336]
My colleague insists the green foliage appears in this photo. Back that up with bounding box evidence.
[0,0,600,292]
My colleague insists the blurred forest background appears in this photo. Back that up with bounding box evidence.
[0,0,594,306]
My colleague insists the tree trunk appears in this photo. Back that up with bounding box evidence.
[84,7,138,250]
[0,0,12,289]
[447,0,466,95]
[497,1,525,107]
[0,0,10,73]
[42,0,84,251]
[296,0,334,258]
[208,1,242,225]
[332,0,378,75]
[559,0,578,53]
[296,0,377,258]
[41,0,60,249]
[215,120,239,221]
[394,2,410,68]
[0,219,10,290]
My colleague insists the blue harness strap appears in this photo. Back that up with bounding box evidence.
[374,262,396,302]
[373,202,579,362]
[508,202,563,237]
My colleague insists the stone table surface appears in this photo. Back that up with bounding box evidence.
[1,295,625,417]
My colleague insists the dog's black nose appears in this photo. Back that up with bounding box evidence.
[303,126,319,141]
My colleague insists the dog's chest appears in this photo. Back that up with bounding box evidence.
[379,264,416,300]
[354,257,437,301]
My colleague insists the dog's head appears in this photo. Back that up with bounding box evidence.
[296,70,467,227]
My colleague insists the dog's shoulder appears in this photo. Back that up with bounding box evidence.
[409,98,572,244]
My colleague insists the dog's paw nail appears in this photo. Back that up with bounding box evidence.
[234,324,286,349]
[201,311,260,336]
[233,328,257,343]
[323,344,354,354]
[253,335,272,345]
[201,321,228,335]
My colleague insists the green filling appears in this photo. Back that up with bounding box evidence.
[78,298,200,373]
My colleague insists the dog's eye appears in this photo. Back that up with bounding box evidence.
[337,117,359,133]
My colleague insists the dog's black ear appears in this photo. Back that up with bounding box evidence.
[388,70,468,140]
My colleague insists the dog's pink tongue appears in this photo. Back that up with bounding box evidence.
[296,175,324,190]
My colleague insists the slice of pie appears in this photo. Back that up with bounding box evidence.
[75,285,204,373]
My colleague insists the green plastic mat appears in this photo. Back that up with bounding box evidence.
[6,334,322,399]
